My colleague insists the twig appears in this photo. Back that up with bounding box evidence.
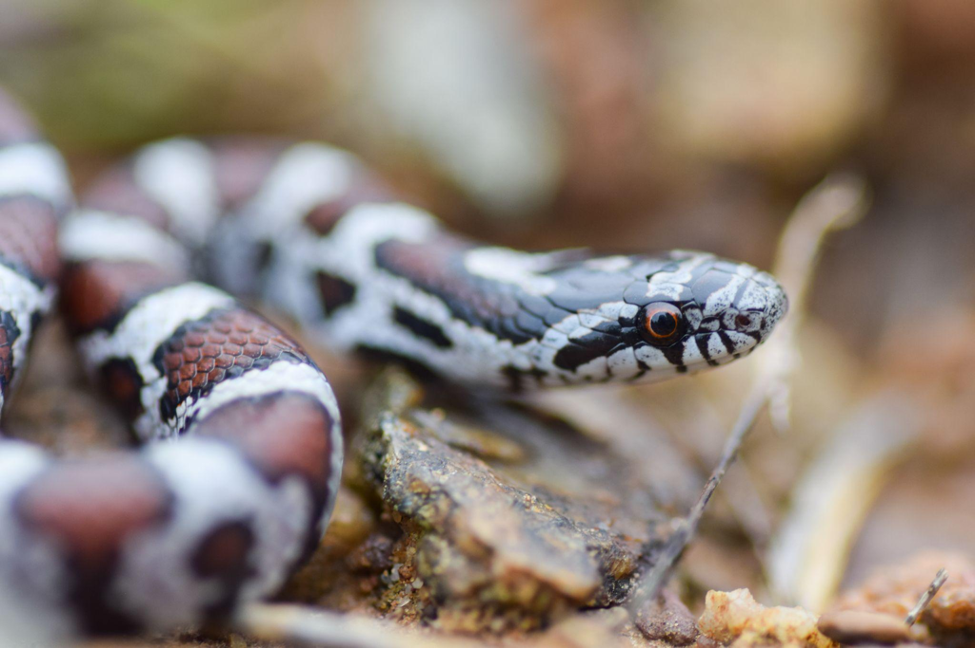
[765,392,920,611]
[236,602,476,648]
[627,379,775,612]
[761,172,870,433]
[904,568,949,626]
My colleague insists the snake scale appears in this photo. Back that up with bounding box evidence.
[0,88,787,637]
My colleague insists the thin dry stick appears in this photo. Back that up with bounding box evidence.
[762,172,870,433]
[628,380,774,612]
[237,602,478,648]
[905,568,949,626]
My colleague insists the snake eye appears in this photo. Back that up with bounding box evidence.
[641,302,686,347]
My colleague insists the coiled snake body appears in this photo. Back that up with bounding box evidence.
[0,91,787,636]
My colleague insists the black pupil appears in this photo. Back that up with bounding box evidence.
[650,310,677,336]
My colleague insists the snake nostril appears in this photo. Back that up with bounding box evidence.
[734,314,753,332]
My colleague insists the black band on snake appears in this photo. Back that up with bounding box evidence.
[0,89,787,637]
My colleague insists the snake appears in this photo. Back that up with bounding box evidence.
[0,88,788,637]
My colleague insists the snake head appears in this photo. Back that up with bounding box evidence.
[526,250,788,385]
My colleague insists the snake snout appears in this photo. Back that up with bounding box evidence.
[684,260,789,359]
[731,273,788,348]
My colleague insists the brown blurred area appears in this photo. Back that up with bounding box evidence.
[0,0,971,350]
[0,0,972,641]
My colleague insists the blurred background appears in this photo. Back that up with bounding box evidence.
[0,0,972,639]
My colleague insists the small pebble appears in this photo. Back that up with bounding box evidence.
[818,609,912,645]
[635,590,698,646]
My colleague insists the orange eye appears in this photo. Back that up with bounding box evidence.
[641,302,685,346]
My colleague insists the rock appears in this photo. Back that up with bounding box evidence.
[817,609,911,646]
[829,551,975,646]
[697,589,835,648]
[357,368,673,631]
[634,590,698,646]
